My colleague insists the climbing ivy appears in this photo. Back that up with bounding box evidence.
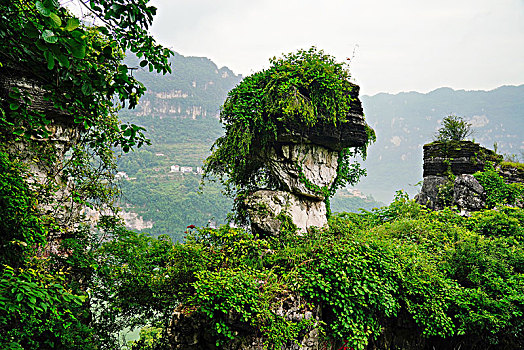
[203,47,374,223]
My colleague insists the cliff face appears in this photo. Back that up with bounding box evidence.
[0,67,83,238]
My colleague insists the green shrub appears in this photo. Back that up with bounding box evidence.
[474,164,524,208]
[434,115,473,142]
[468,209,523,238]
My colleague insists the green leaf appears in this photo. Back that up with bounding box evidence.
[65,18,80,31]
[47,55,55,70]
[9,103,20,111]
[102,45,113,57]
[44,51,55,70]
[24,23,40,39]
[45,0,59,9]
[35,39,48,51]
[8,88,21,99]
[139,60,148,67]
[42,30,58,44]
[49,12,61,27]
[70,42,86,59]
[57,53,70,68]
[35,1,51,17]
[81,83,93,96]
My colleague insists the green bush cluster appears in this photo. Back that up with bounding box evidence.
[95,192,524,350]
[434,115,473,142]
[474,164,524,208]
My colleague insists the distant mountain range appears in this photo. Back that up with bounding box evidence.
[359,85,524,202]
[118,52,523,237]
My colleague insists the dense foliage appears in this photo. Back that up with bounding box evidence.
[204,48,374,223]
[92,189,524,350]
[474,163,524,208]
[0,151,94,349]
[0,0,172,348]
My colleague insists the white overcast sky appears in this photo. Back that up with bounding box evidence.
[148,0,524,96]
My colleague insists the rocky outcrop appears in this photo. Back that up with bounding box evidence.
[453,174,485,211]
[415,141,522,212]
[264,143,339,199]
[244,86,370,236]
[169,82,371,349]
[0,67,83,246]
[276,86,368,151]
[414,175,450,210]
[245,190,328,235]
[499,163,524,184]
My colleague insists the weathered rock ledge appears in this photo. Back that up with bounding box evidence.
[169,296,321,350]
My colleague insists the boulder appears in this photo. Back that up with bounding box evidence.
[414,176,449,210]
[453,175,485,211]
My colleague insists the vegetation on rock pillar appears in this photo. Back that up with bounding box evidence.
[434,115,473,142]
[203,47,375,224]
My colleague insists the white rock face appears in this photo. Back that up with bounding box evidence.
[245,190,327,235]
[265,143,339,200]
[245,142,346,235]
